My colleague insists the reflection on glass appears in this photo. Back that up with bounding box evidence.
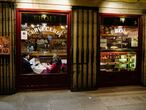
[100,16,138,72]
[21,13,67,74]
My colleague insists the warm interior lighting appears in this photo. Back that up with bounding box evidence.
[18,3,33,8]
[16,0,72,10]
[31,24,35,28]
[47,0,70,5]
[120,17,125,23]
[37,24,40,27]
[60,25,65,29]
[41,14,47,19]
[42,23,47,27]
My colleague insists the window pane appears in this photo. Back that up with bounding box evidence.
[21,13,67,74]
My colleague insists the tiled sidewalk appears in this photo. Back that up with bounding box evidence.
[0,86,146,110]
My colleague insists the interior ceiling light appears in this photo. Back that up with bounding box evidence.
[120,17,125,23]
[41,14,47,19]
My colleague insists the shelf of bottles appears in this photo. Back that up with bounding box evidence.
[100,16,138,72]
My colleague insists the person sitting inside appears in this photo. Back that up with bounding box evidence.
[21,53,63,74]
[47,53,62,73]
[21,53,33,74]
[29,57,46,74]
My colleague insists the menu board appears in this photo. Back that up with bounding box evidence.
[0,36,10,55]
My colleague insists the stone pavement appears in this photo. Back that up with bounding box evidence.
[0,86,146,110]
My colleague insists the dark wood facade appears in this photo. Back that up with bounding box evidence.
[71,7,99,91]
[0,3,145,94]
[0,1,16,94]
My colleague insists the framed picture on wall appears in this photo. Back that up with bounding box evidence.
[0,36,10,55]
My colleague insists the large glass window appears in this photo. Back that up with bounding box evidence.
[100,16,138,72]
[100,52,136,72]
[21,13,67,74]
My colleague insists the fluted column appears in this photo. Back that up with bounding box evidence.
[71,6,98,91]
[0,1,16,94]
[141,14,146,86]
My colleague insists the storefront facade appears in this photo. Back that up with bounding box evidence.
[16,9,71,90]
[99,14,142,86]
[1,0,146,94]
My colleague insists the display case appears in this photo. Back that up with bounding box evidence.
[100,16,139,72]
[99,15,141,86]
[100,52,136,72]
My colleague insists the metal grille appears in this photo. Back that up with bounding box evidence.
[0,1,15,94]
[71,7,99,91]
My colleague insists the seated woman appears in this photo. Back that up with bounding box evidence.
[46,53,62,73]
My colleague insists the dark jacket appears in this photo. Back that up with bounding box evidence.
[21,58,33,74]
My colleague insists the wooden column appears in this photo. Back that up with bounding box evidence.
[0,1,16,94]
[142,14,146,86]
[71,6,98,91]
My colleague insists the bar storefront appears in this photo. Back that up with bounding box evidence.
[16,9,142,90]
[1,0,146,94]
[16,9,71,89]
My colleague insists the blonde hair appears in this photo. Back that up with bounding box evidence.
[53,53,57,59]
